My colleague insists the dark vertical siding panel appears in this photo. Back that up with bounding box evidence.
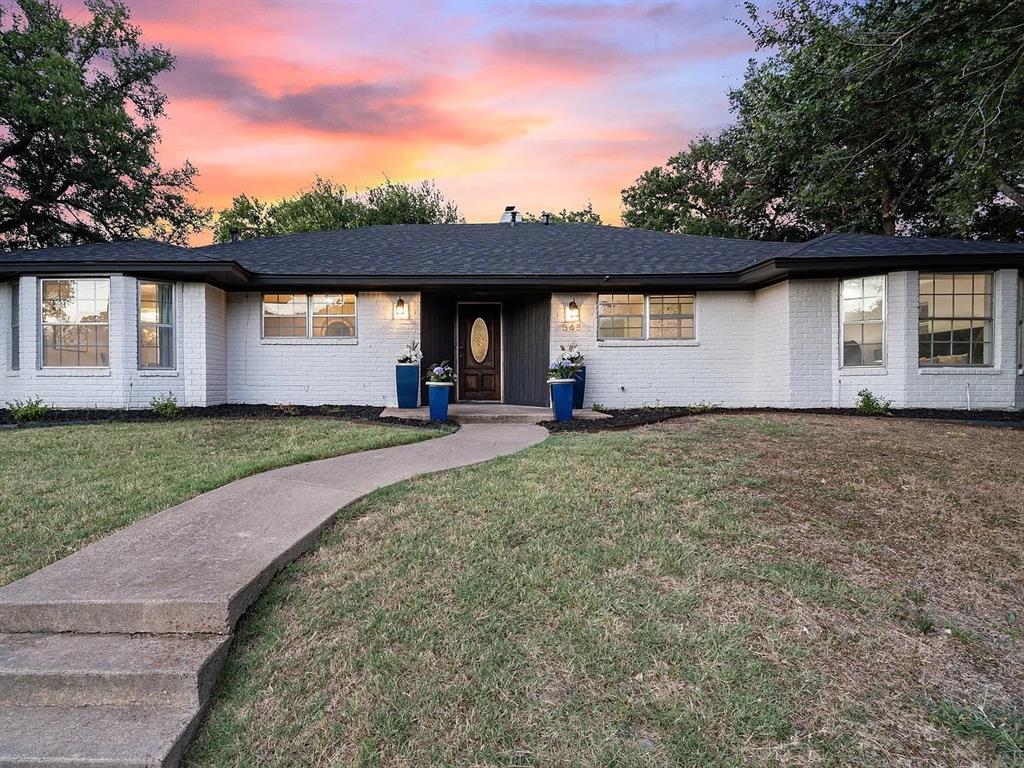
[504,293,551,406]
[420,292,455,403]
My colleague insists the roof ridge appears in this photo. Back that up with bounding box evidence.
[780,232,842,257]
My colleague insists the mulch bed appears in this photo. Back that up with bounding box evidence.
[542,405,1024,432]
[0,403,449,430]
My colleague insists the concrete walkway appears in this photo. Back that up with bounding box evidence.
[0,423,547,767]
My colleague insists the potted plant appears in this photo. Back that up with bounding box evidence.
[395,340,422,408]
[559,343,586,409]
[424,361,455,421]
[547,358,581,422]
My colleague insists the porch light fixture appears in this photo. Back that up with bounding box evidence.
[565,299,580,323]
[393,297,408,320]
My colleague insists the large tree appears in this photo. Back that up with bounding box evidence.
[0,0,210,249]
[623,0,1024,240]
[212,178,462,242]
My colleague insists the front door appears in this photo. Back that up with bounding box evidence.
[458,304,501,401]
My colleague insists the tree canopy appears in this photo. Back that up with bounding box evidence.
[0,0,210,249]
[622,0,1024,241]
[521,202,603,225]
[212,178,463,242]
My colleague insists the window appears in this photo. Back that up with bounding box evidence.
[10,283,18,371]
[1018,277,1023,372]
[139,281,174,369]
[598,294,644,339]
[597,294,696,340]
[649,295,695,339]
[311,293,356,337]
[40,278,110,367]
[262,293,357,339]
[263,294,307,337]
[918,273,992,367]
[841,276,885,367]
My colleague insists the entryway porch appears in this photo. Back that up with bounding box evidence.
[382,402,609,424]
[419,289,553,407]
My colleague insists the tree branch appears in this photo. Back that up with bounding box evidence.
[996,180,1024,207]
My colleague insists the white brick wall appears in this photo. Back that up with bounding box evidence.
[752,282,791,407]
[1,276,217,409]
[550,271,1023,411]
[225,291,419,406]
[3,271,1020,412]
[550,291,756,407]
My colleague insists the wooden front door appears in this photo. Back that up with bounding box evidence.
[458,304,501,401]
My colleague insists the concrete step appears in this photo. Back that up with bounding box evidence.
[0,703,199,767]
[0,633,230,708]
[0,598,236,636]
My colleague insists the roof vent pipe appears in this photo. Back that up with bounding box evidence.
[229,227,240,243]
[542,212,551,225]
[510,210,519,227]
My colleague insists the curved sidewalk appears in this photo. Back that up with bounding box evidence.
[0,422,547,767]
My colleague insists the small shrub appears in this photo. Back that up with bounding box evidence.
[150,392,179,418]
[5,396,50,423]
[688,401,720,414]
[590,402,605,412]
[855,388,891,415]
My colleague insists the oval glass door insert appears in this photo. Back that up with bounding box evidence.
[470,317,489,363]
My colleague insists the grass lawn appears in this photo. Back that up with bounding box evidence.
[186,414,1024,767]
[0,418,444,586]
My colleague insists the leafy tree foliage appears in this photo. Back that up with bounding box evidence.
[522,202,603,225]
[212,178,462,242]
[0,0,210,249]
[623,0,1024,240]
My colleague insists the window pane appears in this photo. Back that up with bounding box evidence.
[10,284,18,371]
[647,294,695,339]
[263,294,307,337]
[918,273,992,366]
[40,279,110,368]
[139,282,174,368]
[598,294,644,339]
[841,277,884,367]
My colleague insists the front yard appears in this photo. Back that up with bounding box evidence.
[0,418,443,586]
[185,414,1024,767]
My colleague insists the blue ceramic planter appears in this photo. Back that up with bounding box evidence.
[427,383,453,421]
[396,364,419,408]
[549,379,574,422]
[572,366,586,409]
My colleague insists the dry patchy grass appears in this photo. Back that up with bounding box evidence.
[187,414,1023,767]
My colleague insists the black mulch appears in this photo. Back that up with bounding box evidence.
[542,406,1024,433]
[0,403,450,430]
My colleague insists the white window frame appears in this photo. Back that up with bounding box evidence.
[839,276,886,368]
[39,277,111,369]
[261,292,358,340]
[597,293,697,342]
[918,272,993,368]
[138,280,175,370]
[1018,276,1023,374]
[10,282,19,371]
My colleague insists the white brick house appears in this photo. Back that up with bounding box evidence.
[2,225,1023,411]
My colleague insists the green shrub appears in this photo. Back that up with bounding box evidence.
[5,396,50,424]
[855,388,891,415]
[150,392,179,418]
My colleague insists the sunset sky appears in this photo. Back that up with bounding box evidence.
[67,0,761,241]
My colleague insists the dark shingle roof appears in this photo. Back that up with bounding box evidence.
[0,239,207,263]
[3,226,1022,286]
[783,232,1024,259]
[198,223,793,276]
